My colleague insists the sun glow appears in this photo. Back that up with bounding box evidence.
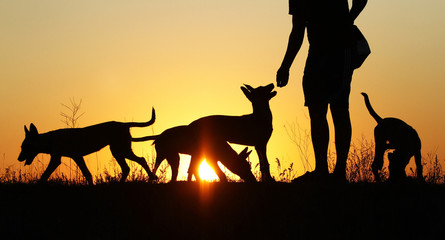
[198,160,219,182]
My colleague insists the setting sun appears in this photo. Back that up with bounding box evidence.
[198,160,219,182]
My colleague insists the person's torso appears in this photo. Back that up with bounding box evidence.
[290,0,352,48]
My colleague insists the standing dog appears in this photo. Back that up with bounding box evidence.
[133,125,256,182]
[361,93,423,182]
[188,84,276,182]
[18,108,157,184]
[136,84,276,182]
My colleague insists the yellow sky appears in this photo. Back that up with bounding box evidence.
[1,0,444,180]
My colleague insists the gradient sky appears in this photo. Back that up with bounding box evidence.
[1,0,444,180]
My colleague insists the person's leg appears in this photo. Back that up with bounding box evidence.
[329,47,353,182]
[308,104,330,177]
[330,102,351,181]
[300,47,333,180]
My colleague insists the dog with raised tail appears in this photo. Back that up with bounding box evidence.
[18,108,157,184]
[361,93,423,182]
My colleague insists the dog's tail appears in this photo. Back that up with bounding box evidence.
[361,93,382,123]
[127,108,156,128]
[132,135,158,142]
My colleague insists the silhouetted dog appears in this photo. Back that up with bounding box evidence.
[18,108,157,184]
[133,125,255,182]
[135,84,276,182]
[361,93,423,182]
[188,84,276,182]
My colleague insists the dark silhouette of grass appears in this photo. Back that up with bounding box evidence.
[1,181,444,239]
[2,136,444,239]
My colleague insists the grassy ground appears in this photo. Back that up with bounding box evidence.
[1,181,444,239]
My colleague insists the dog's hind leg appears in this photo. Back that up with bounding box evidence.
[152,151,164,175]
[39,155,62,183]
[187,156,202,182]
[166,153,180,182]
[73,156,93,185]
[115,157,130,182]
[125,151,157,181]
[414,151,423,181]
[372,129,386,182]
[110,144,132,182]
[110,150,130,182]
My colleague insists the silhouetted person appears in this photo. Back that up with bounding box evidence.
[277,0,367,182]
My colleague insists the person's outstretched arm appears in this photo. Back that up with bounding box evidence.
[276,15,305,88]
[350,0,368,23]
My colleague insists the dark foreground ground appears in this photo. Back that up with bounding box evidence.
[1,182,444,239]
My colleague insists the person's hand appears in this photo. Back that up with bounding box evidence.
[276,67,289,88]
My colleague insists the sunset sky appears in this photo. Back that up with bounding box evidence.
[1,0,444,181]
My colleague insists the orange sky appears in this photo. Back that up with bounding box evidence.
[1,0,444,181]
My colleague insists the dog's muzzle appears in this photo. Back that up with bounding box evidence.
[18,153,34,166]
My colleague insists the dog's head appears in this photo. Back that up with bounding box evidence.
[241,83,277,105]
[18,124,40,166]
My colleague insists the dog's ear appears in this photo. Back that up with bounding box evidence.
[243,84,254,92]
[241,86,252,100]
[239,147,252,160]
[29,123,38,135]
